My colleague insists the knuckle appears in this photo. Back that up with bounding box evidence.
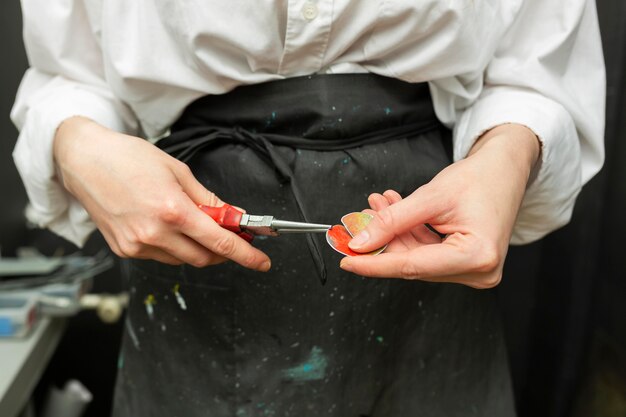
[176,161,192,175]
[482,271,503,288]
[103,237,124,258]
[204,191,220,206]
[241,252,262,269]
[189,253,213,268]
[399,259,420,279]
[157,198,187,226]
[212,235,236,258]
[135,225,161,246]
[162,257,184,266]
[375,207,396,230]
[469,271,503,289]
[118,240,143,258]
[472,243,501,274]
[110,246,128,259]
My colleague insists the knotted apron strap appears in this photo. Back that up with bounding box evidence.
[159,125,329,284]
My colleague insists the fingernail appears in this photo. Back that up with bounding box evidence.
[340,259,353,272]
[260,260,271,272]
[349,230,369,248]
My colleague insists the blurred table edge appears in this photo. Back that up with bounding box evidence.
[0,317,67,417]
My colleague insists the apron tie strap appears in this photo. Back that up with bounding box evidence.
[159,125,329,285]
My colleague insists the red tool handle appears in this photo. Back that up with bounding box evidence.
[198,204,254,242]
[198,203,243,232]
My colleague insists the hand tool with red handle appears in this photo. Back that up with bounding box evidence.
[198,204,331,242]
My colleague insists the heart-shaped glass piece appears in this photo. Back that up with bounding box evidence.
[326,212,386,257]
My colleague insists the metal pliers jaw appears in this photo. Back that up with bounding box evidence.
[241,214,331,236]
[199,204,331,241]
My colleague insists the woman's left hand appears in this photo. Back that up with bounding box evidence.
[339,124,541,289]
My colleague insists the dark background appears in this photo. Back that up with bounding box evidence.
[0,3,124,416]
[1,1,624,416]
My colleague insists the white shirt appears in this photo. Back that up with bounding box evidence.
[11,0,605,247]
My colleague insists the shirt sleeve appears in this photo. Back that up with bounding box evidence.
[11,0,138,247]
[453,0,606,244]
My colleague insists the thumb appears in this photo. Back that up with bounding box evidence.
[173,162,224,207]
[349,187,436,252]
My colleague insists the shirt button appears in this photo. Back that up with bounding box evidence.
[302,2,318,20]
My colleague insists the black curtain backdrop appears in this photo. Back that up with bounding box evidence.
[0,1,29,254]
[0,4,123,417]
[1,2,624,416]
[497,1,626,415]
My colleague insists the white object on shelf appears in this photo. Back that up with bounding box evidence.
[40,379,93,417]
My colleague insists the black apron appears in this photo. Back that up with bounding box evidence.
[112,74,516,417]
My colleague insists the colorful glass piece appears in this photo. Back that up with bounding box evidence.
[325,212,386,257]
[326,225,361,257]
[341,212,373,237]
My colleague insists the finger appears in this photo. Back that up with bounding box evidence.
[382,189,402,204]
[365,197,424,250]
[363,209,410,252]
[105,226,187,265]
[163,164,269,270]
[368,193,418,250]
[180,200,272,271]
[380,189,425,247]
[110,222,229,266]
[381,190,441,244]
[111,239,185,265]
[134,247,186,265]
[173,161,224,207]
[367,193,389,211]
[348,186,439,252]
[341,235,501,288]
[410,225,443,245]
[155,233,228,268]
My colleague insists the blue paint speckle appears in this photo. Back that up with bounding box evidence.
[282,346,328,382]
[384,107,392,115]
[265,111,277,127]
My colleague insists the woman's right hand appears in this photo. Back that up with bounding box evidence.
[53,116,271,271]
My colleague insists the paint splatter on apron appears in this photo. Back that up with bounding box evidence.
[112,74,516,417]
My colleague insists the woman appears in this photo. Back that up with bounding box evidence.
[12,1,604,415]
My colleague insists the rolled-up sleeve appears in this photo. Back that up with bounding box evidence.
[453,0,605,244]
[11,0,137,246]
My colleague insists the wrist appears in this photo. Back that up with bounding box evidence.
[53,116,110,192]
[53,116,103,165]
[469,123,541,180]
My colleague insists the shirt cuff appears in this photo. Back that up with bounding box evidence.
[454,87,582,244]
[13,82,128,247]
